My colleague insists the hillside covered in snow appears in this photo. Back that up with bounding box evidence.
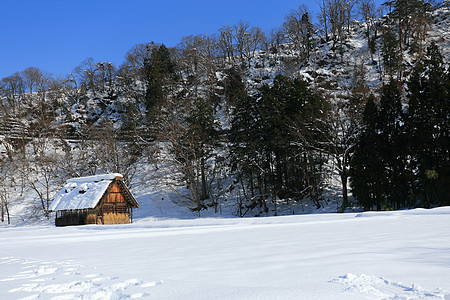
[0,0,449,225]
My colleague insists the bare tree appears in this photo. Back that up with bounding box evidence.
[218,25,235,62]
[326,97,362,211]
[124,43,152,71]
[179,35,208,77]
[59,119,139,185]
[95,118,138,183]
[29,155,57,219]
[320,0,357,54]
[26,117,62,218]
[0,154,14,224]
[161,110,219,213]
[36,71,53,102]
[282,5,315,60]
[22,67,43,105]
[96,62,116,93]
[46,76,67,114]
[359,0,379,61]
[319,0,330,42]
[233,21,265,61]
[74,57,98,96]
[1,73,25,115]
[121,43,158,83]
[178,34,219,78]
[359,0,377,27]
[265,28,284,53]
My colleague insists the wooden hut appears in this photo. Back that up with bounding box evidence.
[50,173,139,226]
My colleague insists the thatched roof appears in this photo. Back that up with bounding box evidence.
[49,173,139,212]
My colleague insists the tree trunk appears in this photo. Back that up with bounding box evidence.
[275,154,283,196]
[6,201,10,225]
[340,171,349,212]
[200,157,208,201]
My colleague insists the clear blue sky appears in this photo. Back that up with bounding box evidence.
[0,0,384,79]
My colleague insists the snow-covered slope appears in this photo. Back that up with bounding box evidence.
[244,3,449,95]
[1,207,450,299]
[1,4,449,225]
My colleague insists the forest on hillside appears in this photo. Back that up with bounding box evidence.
[0,0,449,223]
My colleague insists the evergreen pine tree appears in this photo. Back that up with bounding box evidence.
[121,102,144,157]
[230,75,329,213]
[229,78,265,213]
[406,42,450,207]
[351,80,409,210]
[350,94,382,210]
[143,44,176,123]
[223,67,247,110]
[381,28,400,77]
[377,79,409,209]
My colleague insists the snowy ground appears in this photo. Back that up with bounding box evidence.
[1,207,450,299]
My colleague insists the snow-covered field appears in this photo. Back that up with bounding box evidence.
[1,207,450,299]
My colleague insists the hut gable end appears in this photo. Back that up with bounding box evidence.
[97,181,139,208]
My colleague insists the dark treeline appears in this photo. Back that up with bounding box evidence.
[351,43,449,210]
[0,0,449,222]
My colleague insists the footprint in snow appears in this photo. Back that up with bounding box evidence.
[2,257,163,299]
[330,273,449,299]
[142,280,164,287]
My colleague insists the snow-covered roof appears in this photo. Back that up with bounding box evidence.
[49,173,123,212]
